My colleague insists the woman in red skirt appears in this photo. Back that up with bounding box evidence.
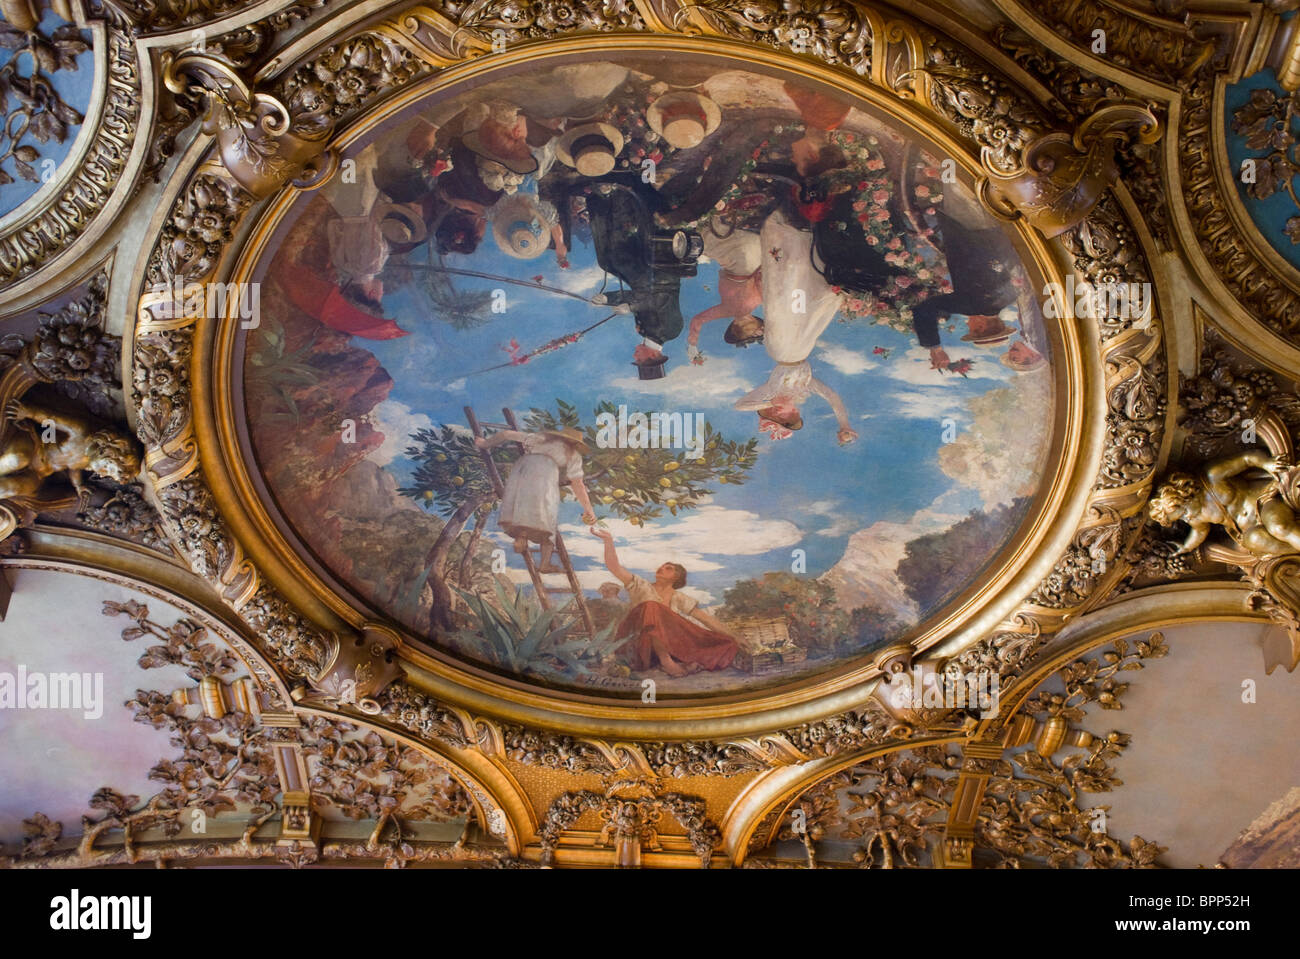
[590,527,740,677]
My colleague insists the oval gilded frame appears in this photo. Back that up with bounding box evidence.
[184,33,1100,738]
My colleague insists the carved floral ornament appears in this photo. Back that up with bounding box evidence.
[123,0,1171,776]
[995,0,1300,363]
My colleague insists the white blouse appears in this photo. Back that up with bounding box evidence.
[521,433,584,482]
[624,574,698,617]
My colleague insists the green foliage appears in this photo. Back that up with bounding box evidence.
[400,424,513,518]
[896,498,1026,613]
[244,314,321,427]
[400,399,758,527]
[449,580,625,678]
[845,604,904,654]
[720,572,847,649]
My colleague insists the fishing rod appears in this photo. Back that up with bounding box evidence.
[466,312,622,376]
[401,264,604,305]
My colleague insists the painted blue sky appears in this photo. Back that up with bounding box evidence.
[0,10,94,215]
[360,215,1045,610]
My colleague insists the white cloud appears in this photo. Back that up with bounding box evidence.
[816,345,877,376]
[367,400,432,467]
[501,568,718,611]
[820,493,964,622]
[937,367,1053,509]
[887,386,967,421]
[798,499,856,537]
[557,264,608,294]
[558,505,802,576]
[680,585,718,607]
[443,377,467,393]
[815,517,859,538]
[502,566,616,592]
[607,353,755,400]
[885,346,1012,387]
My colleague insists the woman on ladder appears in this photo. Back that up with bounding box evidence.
[476,427,596,572]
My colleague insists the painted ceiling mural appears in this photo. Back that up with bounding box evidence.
[241,51,1056,697]
[5,0,1300,875]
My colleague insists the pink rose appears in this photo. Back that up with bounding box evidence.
[866,235,879,245]
[915,184,931,198]
[872,189,889,204]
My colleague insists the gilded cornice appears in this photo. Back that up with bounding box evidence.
[998,0,1300,373]
[111,0,1174,847]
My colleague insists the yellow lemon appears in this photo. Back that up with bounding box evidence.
[422,490,434,501]
[666,499,678,507]
[663,461,680,472]
[601,495,614,504]
[435,453,447,462]
[451,476,464,487]
[624,454,637,465]
[658,477,672,488]
[613,489,626,498]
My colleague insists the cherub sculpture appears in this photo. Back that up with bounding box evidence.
[1,398,141,519]
[1150,448,1300,674]
[1148,450,1300,559]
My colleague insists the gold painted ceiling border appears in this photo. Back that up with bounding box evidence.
[212,34,1084,731]
[996,0,1300,377]
[0,2,138,292]
[737,580,1264,867]
[126,0,1169,773]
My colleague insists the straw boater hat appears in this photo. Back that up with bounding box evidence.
[646,92,722,149]
[544,427,590,453]
[461,117,539,175]
[490,194,551,259]
[1000,339,1047,372]
[960,313,1017,346]
[556,122,625,177]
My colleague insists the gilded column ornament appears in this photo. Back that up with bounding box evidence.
[750,637,1167,868]
[5,596,478,868]
[537,778,719,868]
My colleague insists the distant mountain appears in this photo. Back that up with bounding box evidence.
[820,510,958,624]
[1219,786,1300,868]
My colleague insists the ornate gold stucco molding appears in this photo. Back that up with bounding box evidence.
[123,0,1172,790]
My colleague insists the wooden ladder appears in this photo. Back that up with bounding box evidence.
[465,405,598,639]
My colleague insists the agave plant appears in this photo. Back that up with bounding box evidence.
[451,581,628,678]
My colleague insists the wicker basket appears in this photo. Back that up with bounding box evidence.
[721,616,806,674]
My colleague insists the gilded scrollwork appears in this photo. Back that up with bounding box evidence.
[750,638,1167,868]
[126,1,1170,776]
[537,777,719,867]
[0,11,139,287]
[6,595,476,868]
